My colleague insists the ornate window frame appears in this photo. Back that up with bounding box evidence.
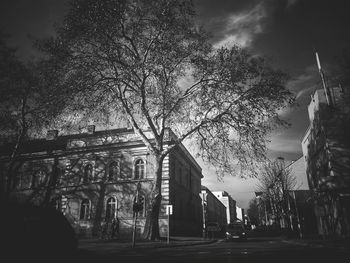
[133,158,145,180]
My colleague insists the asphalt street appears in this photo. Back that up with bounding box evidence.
[74,237,350,263]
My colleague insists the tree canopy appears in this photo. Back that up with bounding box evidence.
[37,0,293,239]
[39,0,292,176]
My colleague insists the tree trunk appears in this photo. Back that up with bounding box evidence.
[42,157,59,207]
[92,183,107,237]
[3,125,26,200]
[142,154,164,240]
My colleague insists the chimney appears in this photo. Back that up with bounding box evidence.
[87,125,95,134]
[46,130,58,140]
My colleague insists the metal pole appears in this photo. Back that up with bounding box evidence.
[132,186,140,248]
[316,52,332,106]
[202,194,206,238]
[292,191,302,239]
[264,200,268,226]
[132,212,137,247]
[167,212,170,244]
[287,191,293,231]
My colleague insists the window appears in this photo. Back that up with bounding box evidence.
[134,159,145,179]
[108,162,119,181]
[83,163,93,183]
[80,199,90,220]
[106,197,116,220]
[31,169,47,188]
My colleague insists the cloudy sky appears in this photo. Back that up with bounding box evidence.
[1,0,350,209]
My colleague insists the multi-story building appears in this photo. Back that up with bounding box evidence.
[301,87,350,238]
[200,186,227,237]
[284,157,318,238]
[0,126,203,238]
[212,191,237,224]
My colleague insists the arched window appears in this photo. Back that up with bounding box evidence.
[83,163,93,183]
[80,199,90,220]
[134,159,145,179]
[31,169,47,188]
[106,197,116,220]
[108,162,119,181]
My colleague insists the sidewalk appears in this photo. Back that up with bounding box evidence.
[78,236,218,254]
[281,236,350,250]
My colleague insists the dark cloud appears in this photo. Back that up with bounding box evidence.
[0,0,69,60]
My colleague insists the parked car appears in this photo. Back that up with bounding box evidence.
[225,222,247,241]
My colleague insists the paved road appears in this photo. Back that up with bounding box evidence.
[75,237,350,263]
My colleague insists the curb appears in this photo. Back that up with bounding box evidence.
[78,238,219,252]
[143,239,218,249]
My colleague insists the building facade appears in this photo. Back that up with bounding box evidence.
[302,87,350,238]
[200,186,227,237]
[212,191,237,224]
[0,127,203,238]
[284,157,318,238]
[236,206,244,223]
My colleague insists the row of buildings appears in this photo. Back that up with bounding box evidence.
[255,85,350,240]
[0,126,242,238]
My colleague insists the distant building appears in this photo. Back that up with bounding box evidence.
[284,157,318,237]
[200,186,227,237]
[0,127,203,238]
[301,87,350,238]
[212,191,237,224]
[236,206,244,223]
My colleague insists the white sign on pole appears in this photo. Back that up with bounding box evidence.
[165,205,173,215]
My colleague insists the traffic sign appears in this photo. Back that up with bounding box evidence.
[165,205,173,215]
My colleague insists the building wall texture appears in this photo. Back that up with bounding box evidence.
[0,128,203,238]
[212,191,237,224]
[200,186,227,236]
[302,87,350,238]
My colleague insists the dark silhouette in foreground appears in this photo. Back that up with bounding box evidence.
[1,200,78,260]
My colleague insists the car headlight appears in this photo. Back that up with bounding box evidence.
[226,232,231,236]
[242,232,246,235]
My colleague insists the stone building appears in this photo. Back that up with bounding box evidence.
[200,186,227,237]
[302,87,350,238]
[212,191,237,224]
[0,126,203,238]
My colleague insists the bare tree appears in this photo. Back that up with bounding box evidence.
[0,35,53,199]
[37,0,292,240]
[255,158,297,229]
[247,198,260,227]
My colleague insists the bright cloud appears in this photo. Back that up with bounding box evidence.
[286,65,320,101]
[213,3,267,49]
